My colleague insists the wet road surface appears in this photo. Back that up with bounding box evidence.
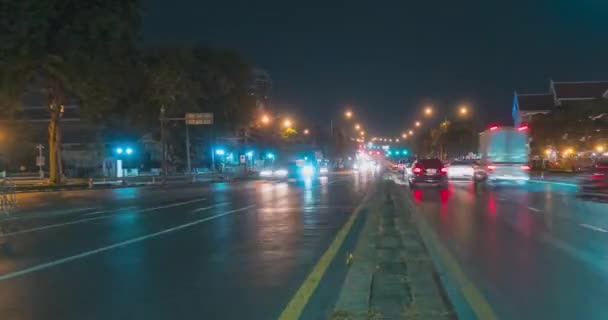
[404,178,608,319]
[0,173,377,320]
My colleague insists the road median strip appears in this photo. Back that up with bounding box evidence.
[331,180,454,319]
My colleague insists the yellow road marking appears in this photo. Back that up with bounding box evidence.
[278,201,368,320]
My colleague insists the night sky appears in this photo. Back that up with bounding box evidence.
[143,0,608,136]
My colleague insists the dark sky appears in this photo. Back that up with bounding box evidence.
[143,0,608,136]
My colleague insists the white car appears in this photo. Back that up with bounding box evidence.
[447,160,476,180]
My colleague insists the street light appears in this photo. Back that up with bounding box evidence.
[215,149,226,156]
[424,106,433,116]
[303,129,310,135]
[408,130,414,135]
[402,133,407,139]
[125,147,133,155]
[415,121,421,127]
[359,131,365,136]
[459,106,469,116]
[260,114,271,124]
[283,118,292,128]
[115,147,124,155]
[345,110,353,119]
[354,124,361,130]
[596,145,605,152]
[395,139,400,142]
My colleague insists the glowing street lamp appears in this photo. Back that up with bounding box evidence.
[283,118,293,128]
[345,110,353,119]
[424,106,433,116]
[260,114,271,124]
[459,106,469,116]
[303,129,310,135]
[415,121,421,127]
[402,133,407,139]
[596,145,605,153]
[359,131,365,136]
[354,124,361,130]
[408,130,414,135]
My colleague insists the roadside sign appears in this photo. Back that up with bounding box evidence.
[185,113,213,125]
[36,156,45,166]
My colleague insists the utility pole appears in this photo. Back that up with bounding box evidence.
[36,144,45,179]
[185,123,191,173]
[160,105,167,184]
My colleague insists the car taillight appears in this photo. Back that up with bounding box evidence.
[520,165,530,170]
[487,165,496,170]
[413,167,422,174]
[440,167,448,174]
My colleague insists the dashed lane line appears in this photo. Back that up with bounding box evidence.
[0,198,208,238]
[529,180,578,187]
[527,206,542,212]
[579,224,608,233]
[0,205,253,282]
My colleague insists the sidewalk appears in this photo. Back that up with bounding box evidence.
[331,180,454,320]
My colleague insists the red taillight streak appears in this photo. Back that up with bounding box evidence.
[413,167,422,174]
[489,125,499,131]
[441,167,448,174]
[518,125,529,131]
[487,165,496,170]
[521,165,530,170]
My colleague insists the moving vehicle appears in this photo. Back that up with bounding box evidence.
[406,159,448,188]
[579,157,608,196]
[476,125,530,184]
[447,159,476,180]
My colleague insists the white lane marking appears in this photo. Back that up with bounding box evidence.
[0,205,254,282]
[527,206,541,212]
[498,197,507,201]
[4,207,100,222]
[84,206,137,216]
[0,198,207,238]
[191,202,230,212]
[579,224,608,233]
[529,180,577,187]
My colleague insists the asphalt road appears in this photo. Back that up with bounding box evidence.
[0,173,377,320]
[404,177,608,319]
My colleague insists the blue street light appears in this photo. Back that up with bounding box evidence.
[125,147,133,155]
[267,153,275,159]
[115,148,124,155]
[215,149,225,156]
[246,151,254,158]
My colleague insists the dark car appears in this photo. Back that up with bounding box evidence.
[579,157,608,195]
[407,159,448,188]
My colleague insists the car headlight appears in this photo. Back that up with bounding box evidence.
[260,170,273,177]
[302,165,314,176]
[274,169,288,177]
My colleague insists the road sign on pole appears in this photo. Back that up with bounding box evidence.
[185,113,213,125]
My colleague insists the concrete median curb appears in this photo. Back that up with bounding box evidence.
[331,180,455,319]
